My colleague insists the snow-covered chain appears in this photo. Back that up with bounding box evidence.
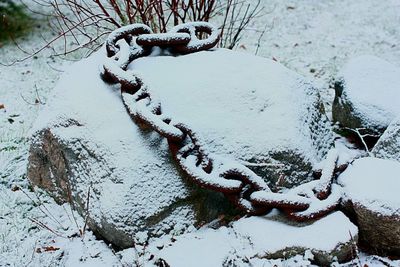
[101,22,348,221]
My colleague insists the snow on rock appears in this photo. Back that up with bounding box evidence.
[332,55,400,133]
[155,212,357,266]
[128,48,334,188]
[338,157,400,255]
[372,117,400,162]
[28,46,332,248]
[27,49,235,249]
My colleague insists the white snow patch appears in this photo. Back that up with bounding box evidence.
[128,48,331,166]
[156,212,357,267]
[28,49,196,245]
[234,211,356,253]
[2,1,400,266]
[338,55,400,128]
[338,157,400,216]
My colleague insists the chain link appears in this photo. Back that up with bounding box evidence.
[101,22,348,221]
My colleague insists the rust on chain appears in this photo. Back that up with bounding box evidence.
[101,22,349,222]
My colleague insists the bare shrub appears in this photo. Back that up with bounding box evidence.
[219,0,263,49]
[0,0,32,41]
[17,0,264,60]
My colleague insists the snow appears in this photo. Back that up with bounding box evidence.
[123,92,186,141]
[29,49,201,248]
[27,44,335,246]
[289,184,342,220]
[0,188,121,266]
[234,212,356,253]
[169,21,220,52]
[2,0,400,266]
[338,157,400,216]
[175,153,245,191]
[242,0,400,107]
[313,148,339,195]
[136,32,190,45]
[336,55,400,129]
[251,190,311,207]
[106,23,152,57]
[128,48,332,167]
[155,212,357,267]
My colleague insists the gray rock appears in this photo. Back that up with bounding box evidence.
[338,157,400,256]
[372,117,400,162]
[127,49,334,188]
[28,48,333,248]
[345,202,400,256]
[332,55,400,134]
[156,212,358,266]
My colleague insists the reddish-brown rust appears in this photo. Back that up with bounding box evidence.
[316,190,330,200]
[106,24,152,57]
[313,163,349,180]
[101,65,142,94]
[102,22,348,222]
[170,23,220,54]
[285,204,338,222]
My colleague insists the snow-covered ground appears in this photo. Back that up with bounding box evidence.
[1,0,400,266]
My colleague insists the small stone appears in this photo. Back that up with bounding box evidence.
[333,55,400,134]
[156,212,358,266]
[338,157,400,255]
[11,185,20,192]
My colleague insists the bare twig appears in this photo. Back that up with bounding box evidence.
[81,184,91,238]
[344,127,379,155]
[255,20,273,55]
[28,217,67,238]
[59,171,82,236]
[349,230,362,267]
[20,186,65,230]
[370,255,397,267]
[219,0,265,49]
[7,0,265,63]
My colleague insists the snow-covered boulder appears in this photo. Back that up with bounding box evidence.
[127,48,334,188]
[338,157,400,255]
[28,48,333,248]
[372,117,400,162]
[154,212,358,266]
[332,55,400,134]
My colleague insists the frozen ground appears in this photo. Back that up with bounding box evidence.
[1,0,400,266]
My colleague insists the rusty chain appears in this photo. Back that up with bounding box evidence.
[101,22,348,221]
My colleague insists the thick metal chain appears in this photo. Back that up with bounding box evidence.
[101,22,347,221]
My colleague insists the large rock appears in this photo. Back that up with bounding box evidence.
[155,212,358,266]
[332,55,400,134]
[372,117,400,162]
[28,48,333,248]
[338,157,400,256]
[128,48,334,188]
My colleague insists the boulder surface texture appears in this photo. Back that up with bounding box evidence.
[28,48,333,248]
[373,117,400,162]
[156,212,358,266]
[339,157,400,256]
[333,55,400,134]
